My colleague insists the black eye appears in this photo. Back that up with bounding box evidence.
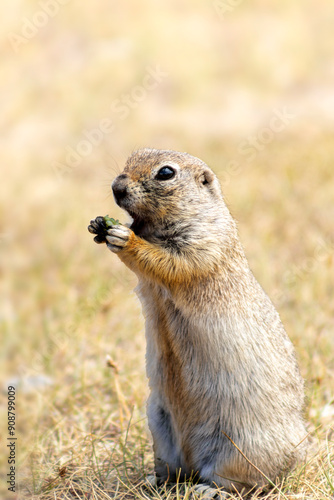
[155,166,175,180]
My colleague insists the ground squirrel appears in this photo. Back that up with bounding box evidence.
[88,148,309,495]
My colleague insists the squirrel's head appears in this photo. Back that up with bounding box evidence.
[112,149,224,234]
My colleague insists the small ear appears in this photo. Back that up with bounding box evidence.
[200,169,215,185]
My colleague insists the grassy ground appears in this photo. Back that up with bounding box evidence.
[1,1,334,499]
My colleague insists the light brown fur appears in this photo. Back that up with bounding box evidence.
[88,148,309,495]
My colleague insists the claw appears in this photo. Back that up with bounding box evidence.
[94,235,106,244]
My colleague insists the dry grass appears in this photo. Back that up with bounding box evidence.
[1,1,334,499]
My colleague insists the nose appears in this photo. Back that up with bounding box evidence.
[112,174,129,205]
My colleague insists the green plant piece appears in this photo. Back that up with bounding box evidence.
[103,215,121,227]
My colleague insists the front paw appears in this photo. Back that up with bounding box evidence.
[88,216,108,244]
[106,225,132,253]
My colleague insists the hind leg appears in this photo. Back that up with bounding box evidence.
[147,394,183,483]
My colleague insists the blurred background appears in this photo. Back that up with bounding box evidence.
[1,0,334,498]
